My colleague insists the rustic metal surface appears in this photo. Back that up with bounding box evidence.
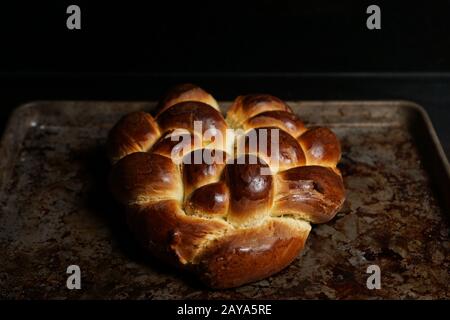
[0,101,449,299]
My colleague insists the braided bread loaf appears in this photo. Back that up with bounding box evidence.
[108,84,345,289]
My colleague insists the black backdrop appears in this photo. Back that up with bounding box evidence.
[3,0,450,73]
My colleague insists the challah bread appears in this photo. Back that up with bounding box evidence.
[107,84,346,288]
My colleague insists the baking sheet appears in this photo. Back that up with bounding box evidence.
[0,101,449,299]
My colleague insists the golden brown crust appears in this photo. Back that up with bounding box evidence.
[126,200,230,265]
[156,101,228,147]
[194,217,311,289]
[109,152,182,205]
[107,112,160,164]
[225,155,273,227]
[274,166,346,223]
[244,110,307,138]
[237,127,306,171]
[184,182,229,217]
[155,83,220,116]
[182,149,228,197]
[150,130,200,163]
[107,85,346,289]
[226,94,292,128]
[298,127,341,167]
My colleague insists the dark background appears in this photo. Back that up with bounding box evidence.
[1,0,450,158]
[4,0,450,73]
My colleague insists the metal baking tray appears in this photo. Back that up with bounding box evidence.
[0,101,449,299]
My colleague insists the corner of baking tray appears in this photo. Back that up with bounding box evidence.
[395,99,428,114]
[397,99,450,171]
[3,101,49,123]
[12,100,50,113]
[0,101,49,144]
